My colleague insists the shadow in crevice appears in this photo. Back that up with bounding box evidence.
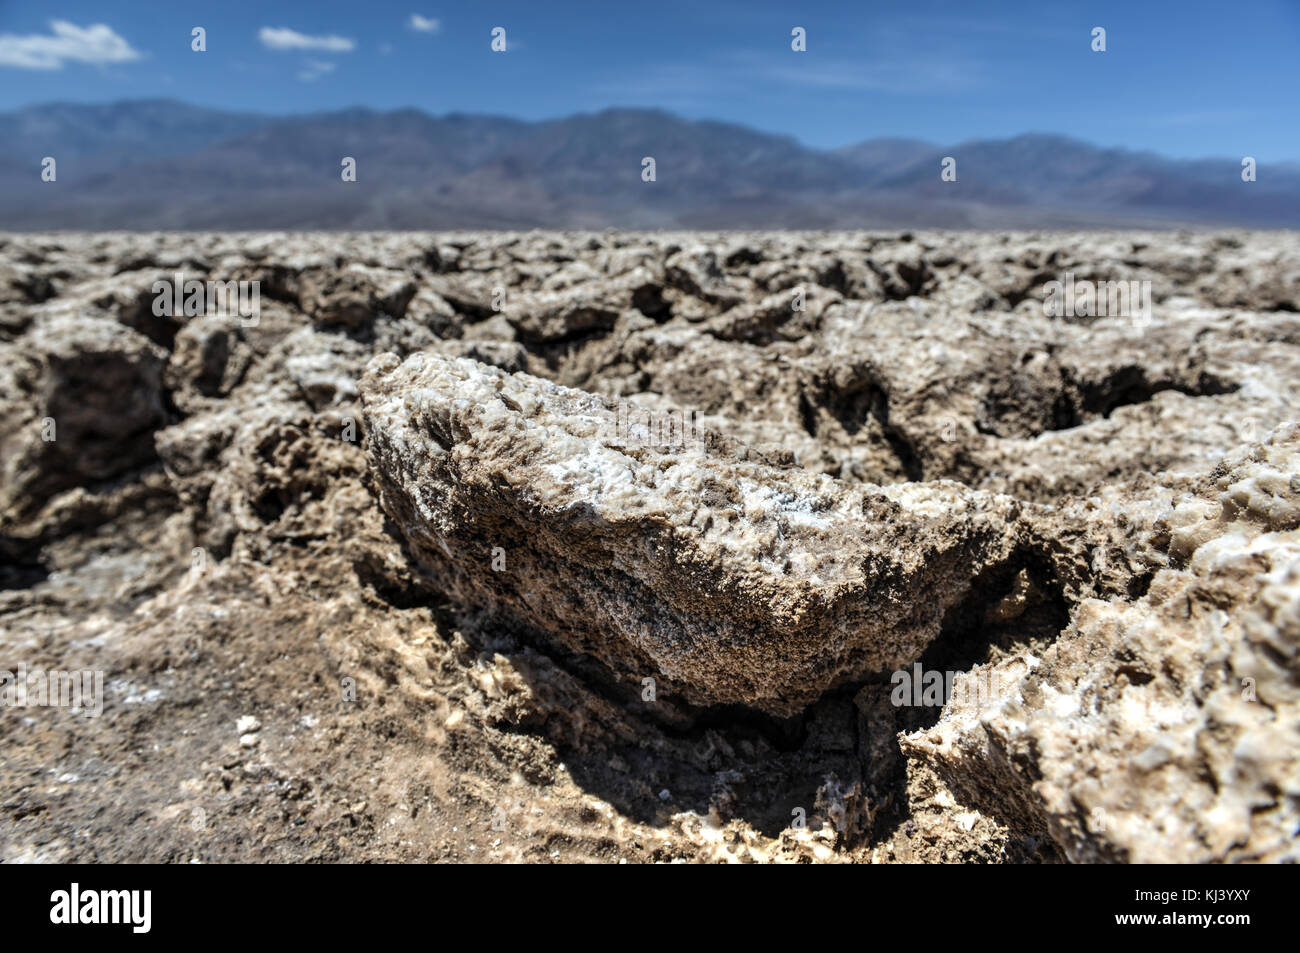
[351,512,875,838]
[0,546,49,590]
[978,355,1240,439]
[871,551,1073,859]
[1076,364,1238,421]
[353,505,1071,852]
[798,365,924,482]
[908,553,1071,732]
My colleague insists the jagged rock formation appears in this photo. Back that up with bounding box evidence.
[0,315,167,524]
[904,426,1300,863]
[360,352,1025,715]
[1,230,1297,863]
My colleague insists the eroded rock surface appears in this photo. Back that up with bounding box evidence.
[903,425,1300,862]
[361,352,1024,715]
[1,229,1298,863]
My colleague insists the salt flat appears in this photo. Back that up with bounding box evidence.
[1,230,1297,863]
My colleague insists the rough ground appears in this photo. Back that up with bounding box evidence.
[1,229,1297,864]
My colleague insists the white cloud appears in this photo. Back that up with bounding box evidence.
[0,20,141,70]
[409,14,441,34]
[259,27,355,52]
[298,59,337,82]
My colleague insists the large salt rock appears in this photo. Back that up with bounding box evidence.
[360,351,1025,715]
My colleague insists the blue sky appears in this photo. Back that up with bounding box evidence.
[1,0,1297,158]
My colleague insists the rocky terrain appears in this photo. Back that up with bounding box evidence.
[0,229,1297,863]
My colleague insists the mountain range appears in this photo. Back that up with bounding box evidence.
[1,99,1297,229]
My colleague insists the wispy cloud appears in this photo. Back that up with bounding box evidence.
[298,59,337,82]
[409,14,441,34]
[0,20,141,70]
[258,27,355,53]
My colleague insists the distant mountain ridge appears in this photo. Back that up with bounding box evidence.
[1,99,1296,229]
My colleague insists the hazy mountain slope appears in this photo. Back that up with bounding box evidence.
[0,101,1294,228]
